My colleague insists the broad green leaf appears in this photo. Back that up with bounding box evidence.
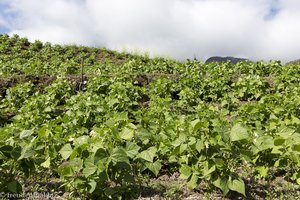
[145,160,162,176]
[239,149,253,162]
[253,136,274,153]
[59,144,73,160]
[125,142,140,158]
[38,126,49,138]
[127,123,136,129]
[119,127,134,140]
[256,166,268,178]
[179,144,188,154]
[188,137,196,146]
[168,155,177,163]
[41,157,51,168]
[0,145,13,158]
[108,98,119,107]
[44,106,52,112]
[0,152,5,159]
[271,146,283,154]
[74,136,89,146]
[292,144,300,152]
[115,112,128,121]
[96,160,107,173]
[230,123,249,142]
[69,158,83,172]
[213,177,229,195]
[171,138,183,147]
[274,137,285,146]
[171,134,187,147]
[7,180,22,193]
[111,147,129,163]
[104,187,117,197]
[274,160,280,167]
[195,140,205,153]
[260,136,274,150]
[138,147,157,162]
[203,164,216,177]
[20,130,34,139]
[187,173,199,189]
[179,164,192,179]
[88,180,97,193]
[228,179,245,196]
[291,115,300,125]
[191,119,201,132]
[94,148,109,163]
[278,127,295,139]
[58,162,73,177]
[214,158,225,168]
[19,146,35,159]
[83,160,97,177]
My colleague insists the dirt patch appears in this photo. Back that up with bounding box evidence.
[0,74,91,100]
[66,74,89,91]
[133,73,180,87]
[4,166,300,199]
[0,75,56,98]
[0,77,21,99]
[24,75,56,89]
[65,74,88,83]
[135,172,300,200]
[0,72,179,100]
[0,79,10,99]
[133,74,149,87]
[0,111,15,126]
[96,50,129,65]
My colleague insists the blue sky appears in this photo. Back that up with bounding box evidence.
[0,0,300,62]
[0,27,8,34]
[265,0,280,20]
[0,2,9,33]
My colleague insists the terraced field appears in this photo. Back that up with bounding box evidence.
[0,34,300,199]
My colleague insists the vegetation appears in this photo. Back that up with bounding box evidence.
[0,34,300,199]
[286,59,300,66]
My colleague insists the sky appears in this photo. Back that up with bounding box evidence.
[0,0,300,62]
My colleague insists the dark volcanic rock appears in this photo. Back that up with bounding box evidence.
[205,56,248,64]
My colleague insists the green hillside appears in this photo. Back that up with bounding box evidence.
[0,34,300,199]
[286,59,300,66]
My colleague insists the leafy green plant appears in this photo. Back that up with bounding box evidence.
[0,34,300,198]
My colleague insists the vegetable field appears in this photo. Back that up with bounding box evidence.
[0,34,300,199]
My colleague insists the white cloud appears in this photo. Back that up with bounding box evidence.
[1,0,300,62]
